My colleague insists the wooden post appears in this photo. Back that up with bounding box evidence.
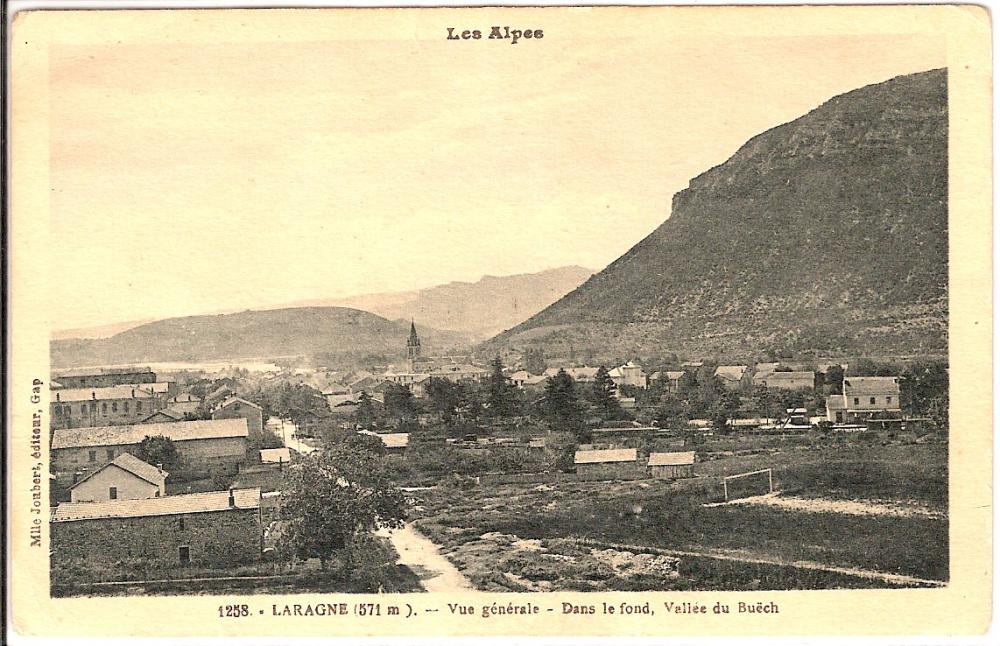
[768,468,773,493]
[723,478,729,502]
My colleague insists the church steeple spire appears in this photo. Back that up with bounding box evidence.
[406,319,421,372]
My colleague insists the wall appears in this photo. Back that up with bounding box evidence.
[70,465,163,502]
[650,464,694,479]
[575,462,644,480]
[51,507,262,571]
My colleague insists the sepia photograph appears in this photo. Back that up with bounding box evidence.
[5,3,992,640]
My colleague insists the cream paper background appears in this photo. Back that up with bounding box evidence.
[7,5,993,638]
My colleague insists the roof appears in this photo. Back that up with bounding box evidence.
[663,371,685,380]
[376,433,409,449]
[170,392,202,403]
[52,418,249,450]
[52,488,261,522]
[138,382,172,394]
[755,362,781,373]
[430,364,488,376]
[758,371,814,381]
[714,365,748,381]
[574,448,638,465]
[214,396,263,412]
[260,448,291,463]
[69,453,166,490]
[51,385,161,403]
[648,451,696,467]
[844,376,900,395]
[138,409,184,422]
[592,426,658,434]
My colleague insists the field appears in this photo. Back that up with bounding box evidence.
[409,443,947,591]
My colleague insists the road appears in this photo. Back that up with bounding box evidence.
[267,418,318,455]
[377,523,474,592]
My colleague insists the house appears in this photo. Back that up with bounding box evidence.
[714,365,749,391]
[826,376,902,423]
[608,362,647,389]
[655,371,686,392]
[753,370,816,391]
[212,396,264,445]
[292,408,331,437]
[429,363,489,383]
[259,447,291,465]
[509,370,548,389]
[51,488,263,570]
[51,385,164,430]
[52,367,157,389]
[51,418,250,485]
[542,366,600,383]
[754,362,781,374]
[574,448,641,479]
[69,453,167,502]
[169,392,203,415]
[647,451,696,479]
[203,385,235,408]
[138,409,185,424]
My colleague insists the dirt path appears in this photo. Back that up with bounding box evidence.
[378,524,475,593]
[576,538,945,587]
[704,492,945,519]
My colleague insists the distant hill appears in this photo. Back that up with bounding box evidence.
[290,265,594,340]
[50,307,473,368]
[487,69,948,362]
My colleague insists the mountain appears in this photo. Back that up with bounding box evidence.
[487,69,948,363]
[50,307,473,368]
[286,265,594,340]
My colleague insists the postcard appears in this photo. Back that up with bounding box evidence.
[6,4,993,639]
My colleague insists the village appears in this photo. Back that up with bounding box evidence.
[47,321,948,595]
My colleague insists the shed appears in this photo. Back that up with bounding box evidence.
[647,451,696,479]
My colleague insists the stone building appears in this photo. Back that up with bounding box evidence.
[826,376,902,423]
[69,453,167,502]
[609,362,648,389]
[51,385,165,430]
[51,418,249,485]
[753,370,816,391]
[211,396,264,445]
[51,487,263,570]
[52,367,157,389]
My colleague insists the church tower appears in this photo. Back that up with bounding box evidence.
[406,320,421,372]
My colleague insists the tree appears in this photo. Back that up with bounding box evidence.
[824,365,845,394]
[544,431,577,471]
[543,369,585,440]
[655,392,689,429]
[590,366,623,421]
[383,383,415,422]
[750,385,780,420]
[354,392,376,429]
[135,435,181,473]
[485,357,518,418]
[524,348,547,376]
[281,445,407,571]
[425,377,460,423]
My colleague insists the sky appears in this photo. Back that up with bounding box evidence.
[40,9,947,331]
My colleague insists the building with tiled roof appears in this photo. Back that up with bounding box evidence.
[51,366,157,389]
[51,488,263,570]
[826,376,901,424]
[574,448,642,480]
[52,419,249,485]
[211,396,264,444]
[50,384,166,430]
[753,370,816,391]
[69,453,167,503]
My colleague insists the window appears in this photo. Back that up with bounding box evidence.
[178,545,191,565]
[88,450,96,462]
[112,402,118,412]
[155,491,160,497]
[81,404,88,414]
[178,518,185,530]
[853,397,860,406]
[102,403,108,414]
[53,405,61,415]
[136,401,143,412]
[124,401,130,413]
[109,487,118,500]
[106,449,114,460]
[886,396,893,404]
[869,397,876,405]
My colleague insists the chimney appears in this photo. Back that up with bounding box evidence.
[228,489,236,508]
[56,393,60,402]
[131,388,135,398]
[156,463,163,473]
